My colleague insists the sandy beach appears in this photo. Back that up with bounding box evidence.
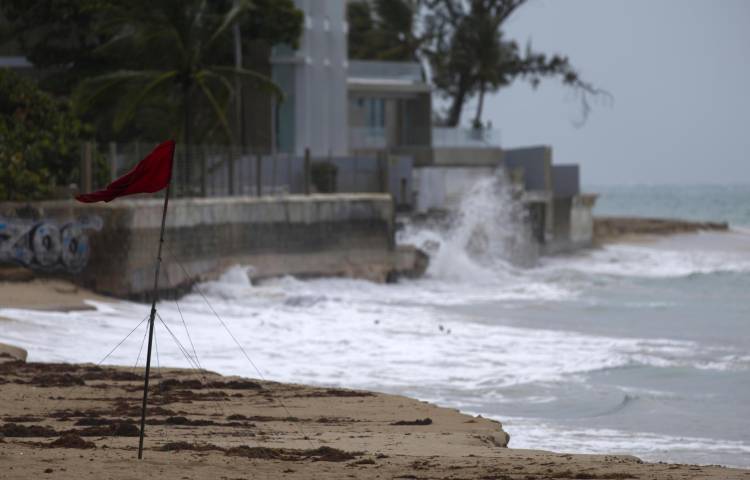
[1,351,748,480]
[0,267,112,312]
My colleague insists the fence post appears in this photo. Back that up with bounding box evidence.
[81,142,93,192]
[304,147,311,195]
[271,152,277,195]
[255,153,262,197]
[200,145,207,197]
[108,142,117,182]
[352,156,357,192]
[228,146,235,196]
[379,151,390,194]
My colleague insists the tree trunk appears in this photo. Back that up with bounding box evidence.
[473,81,486,128]
[446,87,467,127]
[447,70,471,127]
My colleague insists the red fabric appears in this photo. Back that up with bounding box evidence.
[75,140,175,203]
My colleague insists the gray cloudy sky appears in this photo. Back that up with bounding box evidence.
[479,0,750,186]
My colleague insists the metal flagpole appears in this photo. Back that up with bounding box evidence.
[137,183,171,459]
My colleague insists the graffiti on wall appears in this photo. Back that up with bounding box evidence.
[0,216,103,273]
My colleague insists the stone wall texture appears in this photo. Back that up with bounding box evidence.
[1,194,422,299]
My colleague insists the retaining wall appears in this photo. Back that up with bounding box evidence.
[1,194,423,299]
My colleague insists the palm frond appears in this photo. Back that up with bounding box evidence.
[196,73,233,142]
[74,70,167,114]
[205,0,253,53]
[113,70,178,132]
[211,65,283,101]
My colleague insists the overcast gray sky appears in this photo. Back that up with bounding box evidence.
[478,0,750,186]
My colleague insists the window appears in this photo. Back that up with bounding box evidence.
[366,98,385,128]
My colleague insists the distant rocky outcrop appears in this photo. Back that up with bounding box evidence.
[594,216,728,243]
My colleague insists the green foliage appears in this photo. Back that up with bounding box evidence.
[0,0,120,95]
[0,0,303,145]
[0,70,92,200]
[311,162,338,194]
[70,0,302,145]
[347,0,423,62]
[239,0,304,49]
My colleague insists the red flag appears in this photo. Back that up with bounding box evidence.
[75,140,175,203]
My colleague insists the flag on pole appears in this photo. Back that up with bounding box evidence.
[75,140,175,203]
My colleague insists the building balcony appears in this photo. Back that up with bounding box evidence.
[431,127,501,148]
[347,60,423,83]
[349,126,387,149]
[349,126,501,151]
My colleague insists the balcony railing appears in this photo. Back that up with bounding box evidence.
[349,126,501,150]
[347,61,423,83]
[349,126,387,149]
[432,127,501,148]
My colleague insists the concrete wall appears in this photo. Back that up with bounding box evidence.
[552,165,580,198]
[505,146,555,243]
[0,195,423,299]
[504,146,552,192]
[552,197,572,240]
[570,194,597,247]
[393,146,503,168]
[542,194,597,254]
[413,166,496,212]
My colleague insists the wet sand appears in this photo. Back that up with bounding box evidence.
[1,354,748,479]
[0,275,112,311]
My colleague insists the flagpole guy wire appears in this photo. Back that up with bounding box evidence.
[164,247,314,448]
[137,183,171,460]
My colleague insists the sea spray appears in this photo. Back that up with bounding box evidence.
[398,170,537,281]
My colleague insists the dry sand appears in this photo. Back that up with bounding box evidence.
[1,356,748,480]
[0,276,112,311]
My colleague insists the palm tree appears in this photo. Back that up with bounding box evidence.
[75,0,282,147]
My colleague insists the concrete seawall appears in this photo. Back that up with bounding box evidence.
[1,194,425,299]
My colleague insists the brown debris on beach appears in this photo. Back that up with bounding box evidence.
[0,358,747,479]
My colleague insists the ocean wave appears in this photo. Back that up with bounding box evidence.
[2,278,742,400]
[538,232,750,279]
[588,394,640,417]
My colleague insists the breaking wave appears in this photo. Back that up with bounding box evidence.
[398,171,537,283]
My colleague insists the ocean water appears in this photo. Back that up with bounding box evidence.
[1,181,749,467]
[592,184,750,227]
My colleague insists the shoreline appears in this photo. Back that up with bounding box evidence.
[1,214,732,309]
[1,351,748,479]
[2,218,747,476]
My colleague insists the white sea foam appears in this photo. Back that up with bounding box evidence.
[498,416,750,467]
[0,270,740,396]
[538,230,750,279]
[398,171,537,281]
